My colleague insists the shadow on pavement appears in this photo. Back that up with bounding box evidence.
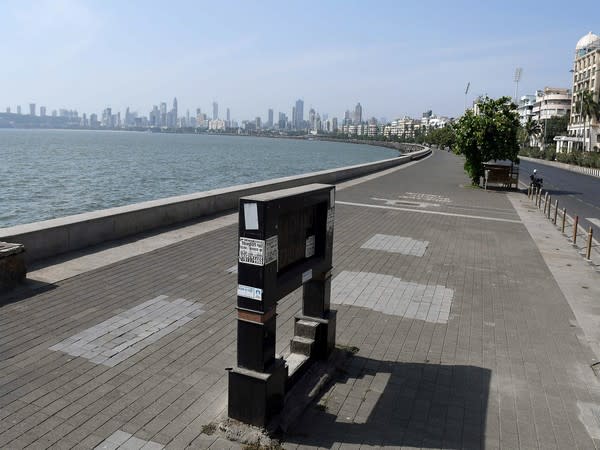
[0,279,57,306]
[282,355,491,449]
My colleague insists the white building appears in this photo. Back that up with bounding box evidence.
[517,94,536,125]
[531,87,571,121]
[556,32,600,153]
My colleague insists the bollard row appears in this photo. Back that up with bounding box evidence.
[526,186,597,265]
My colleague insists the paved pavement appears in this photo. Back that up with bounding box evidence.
[2,150,600,449]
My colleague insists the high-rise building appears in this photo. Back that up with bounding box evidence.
[40,106,46,117]
[256,117,262,129]
[16,105,21,114]
[160,102,167,127]
[354,103,362,125]
[295,99,304,130]
[212,102,219,120]
[5,107,10,113]
[173,97,178,122]
[556,32,600,153]
[267,108,273,128]
[309,108,316,130]
[344,110,351,125]
[278,112,287,129]
[29,103,36,116]
[226,108,231,126]
[292,106,297,130]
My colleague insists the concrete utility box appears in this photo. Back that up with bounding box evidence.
[228,183,336,427]
[0,242,26,292]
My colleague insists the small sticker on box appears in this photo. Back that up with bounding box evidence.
[265,235,278,265]
[239,237,265,266]
[237,284,263,301]
[305,235,315,258]
[302,269,312,284]
[326,208,335,232]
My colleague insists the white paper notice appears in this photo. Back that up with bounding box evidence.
[244,203,259,230]
[239,238,265,266]
[265,236,278,265]
[305,235,315,258]
[302,269,312,284]
[237,284,263,301]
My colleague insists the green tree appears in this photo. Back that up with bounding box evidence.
[426,126,456,149]
[453,96,520,185]
[575,90,600,152]
[543,114,569,146]
[523,117,542,147]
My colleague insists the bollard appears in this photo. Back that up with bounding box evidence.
[538,189,542,208]
[573,215,579,245]
[553,200,558,224]
[547,196,552,219]
[585,226,593,260]
[562,208,567,233]
[528,186,531,199]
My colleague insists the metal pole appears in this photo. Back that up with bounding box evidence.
[573,215,579,245]
[547,196,552,219]
[553,200,558,224]
[585,226,593,260]
[561,208,567,233]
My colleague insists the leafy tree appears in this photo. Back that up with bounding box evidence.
[453,96,520,185]
[542,114,569,145]
[426,126,456,149]
[523,117,542,147]
[575,90,600,151]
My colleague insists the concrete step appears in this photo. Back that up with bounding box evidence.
[290,336,314,357]
[285,352,309,378]
[295,319,319,339]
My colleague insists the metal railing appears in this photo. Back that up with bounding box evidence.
[527,186,599,269]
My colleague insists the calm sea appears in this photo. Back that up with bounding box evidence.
[0,129,398,228]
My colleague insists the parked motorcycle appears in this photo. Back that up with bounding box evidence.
[530,174,543,189]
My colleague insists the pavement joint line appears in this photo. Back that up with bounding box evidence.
[335,200,522,224]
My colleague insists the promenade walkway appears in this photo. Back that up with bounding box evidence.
[2,150,600,449]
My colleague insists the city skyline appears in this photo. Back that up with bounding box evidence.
[1,1,599,119]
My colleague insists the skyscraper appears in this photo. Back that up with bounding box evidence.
[29,103,36,116]
[354,103,362,125]
[173,97,178,123]
[226,108,231,125]
[295,99,304,130]
[160,102,167,127]
[268,108,274,128]
[212,102,219,120]
[309,108,316,130]
[40,106,46,117]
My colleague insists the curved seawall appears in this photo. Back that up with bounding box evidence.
[0,147,430,263]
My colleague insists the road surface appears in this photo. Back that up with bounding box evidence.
[519,159,600,237]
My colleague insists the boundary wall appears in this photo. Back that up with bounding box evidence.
[1,148,430,264]
[520,156,600,178]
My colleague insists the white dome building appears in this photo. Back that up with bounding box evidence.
[557,32,600,153]
[576,31,600,57]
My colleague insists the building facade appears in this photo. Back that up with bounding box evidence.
[556,32,600,153]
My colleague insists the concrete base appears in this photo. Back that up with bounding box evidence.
[0,242,26,292]
[228,358,287,428]
[294,311,336,360]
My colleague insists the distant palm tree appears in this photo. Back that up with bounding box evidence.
[576,90,600,152]
[524,117,542,147]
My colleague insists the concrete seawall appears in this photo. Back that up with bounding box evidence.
[1,148,430,263]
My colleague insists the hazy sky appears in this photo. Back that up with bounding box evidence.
[1,0,598,122]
